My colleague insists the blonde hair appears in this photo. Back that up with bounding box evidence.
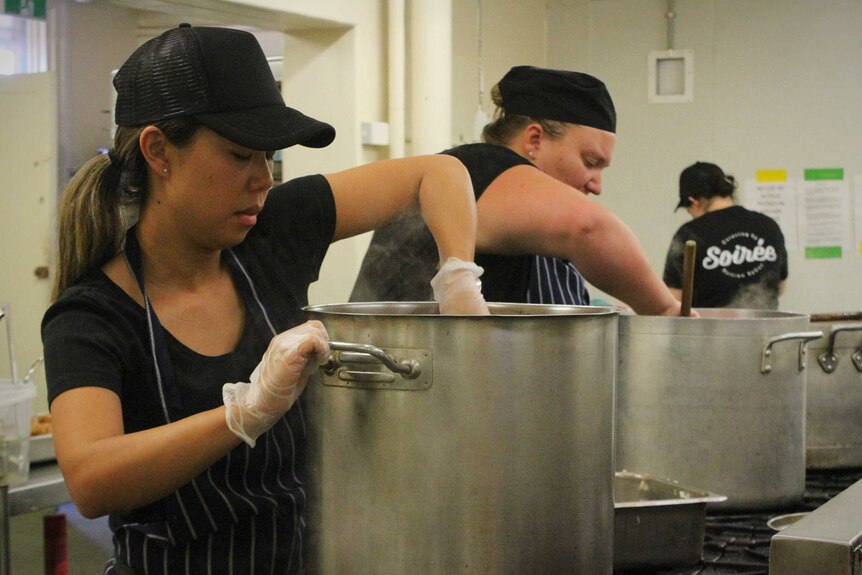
[52,118,200,301]
[481,83,568,146]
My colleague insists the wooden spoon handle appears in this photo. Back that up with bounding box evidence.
[810,311,862,322]
[680,240,696,317]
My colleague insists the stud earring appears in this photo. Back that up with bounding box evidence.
[162,167,168,174]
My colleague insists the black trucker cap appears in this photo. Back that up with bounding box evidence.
[498,66,616,133]
[113,24,335,151]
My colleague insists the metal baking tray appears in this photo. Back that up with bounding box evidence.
[614,471,727,570]
[29,434,56,463]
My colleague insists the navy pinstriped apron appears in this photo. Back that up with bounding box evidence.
[106,227,307,575]
[527,255,590,305]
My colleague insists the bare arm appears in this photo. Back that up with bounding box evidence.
[51,387,242,518]
[476,165,681,316]
[326,154,477,265]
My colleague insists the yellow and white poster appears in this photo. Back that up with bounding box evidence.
[745,169,797,251]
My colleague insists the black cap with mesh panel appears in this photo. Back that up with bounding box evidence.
[113,24,335,151]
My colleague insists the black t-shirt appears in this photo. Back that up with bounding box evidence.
[43,174,335,414]
[350,143,537,303]
[663,205,788,309]
[40,174,335,545]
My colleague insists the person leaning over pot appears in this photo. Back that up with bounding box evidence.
[663,161,788,309]
[41,24,488,575]
[350,65,684,316]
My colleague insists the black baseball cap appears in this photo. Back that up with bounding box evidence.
[498,66,616,133]
[676,162,727,211]
[113,24,335,151]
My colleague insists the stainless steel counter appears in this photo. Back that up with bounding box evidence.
[8,461,69,516]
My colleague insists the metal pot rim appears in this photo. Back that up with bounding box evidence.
[619,308,810,337]
[305,301,618,318]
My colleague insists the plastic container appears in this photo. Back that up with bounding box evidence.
[0,379,36,486]
[0,303,37,486]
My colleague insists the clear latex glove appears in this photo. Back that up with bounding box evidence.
[430,257,491,315]
[223,321,330,447]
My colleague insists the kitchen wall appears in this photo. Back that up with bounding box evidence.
[543,0,862,314]
[52,1,139,181]
[451,0,547,147]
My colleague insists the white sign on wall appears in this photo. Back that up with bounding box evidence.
[744,169,798,251]
[798,168,850,260]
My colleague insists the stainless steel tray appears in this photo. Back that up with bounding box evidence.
[29,434,55,463]
[614,471,727,569]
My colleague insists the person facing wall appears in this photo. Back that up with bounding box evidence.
[663,161,788,309]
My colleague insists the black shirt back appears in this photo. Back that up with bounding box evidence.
[663,205,788,309]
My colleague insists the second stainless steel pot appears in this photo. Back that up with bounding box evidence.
[615,309,820,510]
[807,315,862,468]
[304,302,618,575]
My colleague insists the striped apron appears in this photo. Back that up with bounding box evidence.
[107,227,307,575]
[527,255,590,305]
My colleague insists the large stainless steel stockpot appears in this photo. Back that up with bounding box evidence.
[806,314,862,468]
[304,302,618,575]
[615,309,821,511]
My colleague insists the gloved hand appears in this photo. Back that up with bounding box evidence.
[223,321,330,447]
[430,257,491,315]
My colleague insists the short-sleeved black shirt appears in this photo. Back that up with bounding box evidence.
[40,175,335,553]
[43,174,335,416]
[663,205,788,309]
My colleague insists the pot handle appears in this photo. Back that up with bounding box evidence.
[318,341,432,390]
[323,341,422,378]
[815,323,862,374]
[761,331,824,374]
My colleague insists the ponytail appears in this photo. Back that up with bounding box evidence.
[716,173,737,199]
[51,118,201,301]
[52,129,142,300]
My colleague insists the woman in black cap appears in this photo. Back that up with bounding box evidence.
[663,161,788,309]
[42,25,487,575]
[351,65,683,315]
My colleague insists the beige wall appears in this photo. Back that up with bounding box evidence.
[546,0,862,314]
[211,0,363,26]
[53,1,140,179]
[451,0,547,147]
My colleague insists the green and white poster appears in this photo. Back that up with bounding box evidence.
[799,168,848,259]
